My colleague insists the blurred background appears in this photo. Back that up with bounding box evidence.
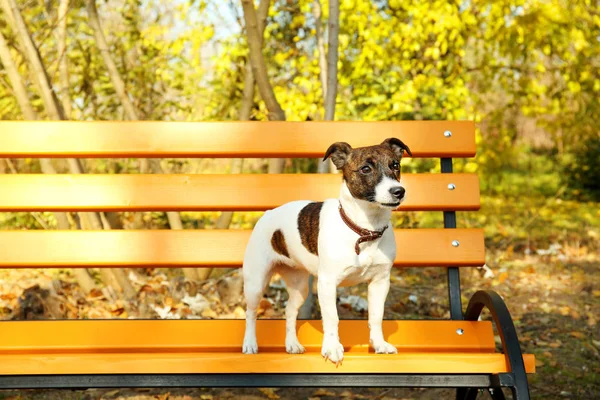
[0,0,598,399]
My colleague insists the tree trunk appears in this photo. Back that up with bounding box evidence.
[85,0,199,283]
[241,0,286,173]
[146,159,200,281]
[313,0,327,101]
[0,30,37,120]
[56,0,72,118]
[206,0,270,280]
[324,0,339,122]
[70,159,136,298]
[314,0,335,174]
[0,28,98,294]
[3,0,134,296]
[85,0,139,120]
[241,0,284,122]
[1,0,66,120]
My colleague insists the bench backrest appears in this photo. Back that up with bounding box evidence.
[0,121,482,319]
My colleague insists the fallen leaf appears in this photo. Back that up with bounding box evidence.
[201,308,217,319]
[559,306,570,316]
[200,395,213,400]
[592,290,600,297]
[570,331,585,339]
[524,265,536,274]
[535,359,545,367]
[263,308,277,318]
[110,307,125,316]
[313,388,336,396]
[587,313,597,327]
[257,298,273,316]
[0,293,16,301]
[258,388,280,399]
[543,351,553,358]
[234,306,246,318]
[497,272,509,284]
[549,341,562,348]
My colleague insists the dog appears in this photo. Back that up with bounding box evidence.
[241,138,412,365]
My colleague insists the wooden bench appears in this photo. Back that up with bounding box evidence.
[0,121,534,399]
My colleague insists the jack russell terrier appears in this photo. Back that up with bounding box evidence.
[242,138,412,365]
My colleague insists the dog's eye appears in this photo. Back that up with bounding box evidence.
[391,161,400,170]
[360,166,372,174]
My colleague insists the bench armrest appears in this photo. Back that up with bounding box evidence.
[464,290,531,399]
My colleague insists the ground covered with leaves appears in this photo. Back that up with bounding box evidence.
[0,241,598,399]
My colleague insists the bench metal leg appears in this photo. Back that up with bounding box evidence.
[465,290,531,400]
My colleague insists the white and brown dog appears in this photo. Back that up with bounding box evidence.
[242,138,412,364]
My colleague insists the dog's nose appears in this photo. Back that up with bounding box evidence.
[390,187,405,199]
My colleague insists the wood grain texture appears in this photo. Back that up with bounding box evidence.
[0,173,480,211]
[0,229,485,268]
[0,121,475,158]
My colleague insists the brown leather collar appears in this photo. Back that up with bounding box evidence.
[338,203,388,255]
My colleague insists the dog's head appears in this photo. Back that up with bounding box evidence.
[323,138,412,208]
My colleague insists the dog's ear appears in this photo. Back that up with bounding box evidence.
[323,142,352,169]
[381,138,412,157]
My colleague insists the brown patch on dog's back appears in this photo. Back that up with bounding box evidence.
[271,229,289,258]
[297,202,323,255]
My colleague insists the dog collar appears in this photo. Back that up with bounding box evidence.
[338,203,388,255]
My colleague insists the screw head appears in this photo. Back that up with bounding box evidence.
[456,328,464,335]
[444,130,452,137]
[448,183,456,190]
[452,240,460,247]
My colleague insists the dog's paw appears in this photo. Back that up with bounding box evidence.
[242,338,258,354]
[371,340,397,354]
[285,337,305,354]
[321,339,345,365]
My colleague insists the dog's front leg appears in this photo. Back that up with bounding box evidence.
[368,273,398,354]
[317,274,344,364]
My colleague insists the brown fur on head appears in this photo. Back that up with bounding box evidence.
[323,138,411,203]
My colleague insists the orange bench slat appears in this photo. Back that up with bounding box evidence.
[0,229,485,268]
[0,320,495,354]
[0,353,535,375]
[0,173,480,212]
[0,320,534,375]
[0,121,475,158]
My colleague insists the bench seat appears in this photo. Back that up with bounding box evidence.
[0,320,535,375]
[0,120,534,396]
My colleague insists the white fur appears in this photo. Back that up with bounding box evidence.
[374,176,403,206]
[242,181,399,364]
